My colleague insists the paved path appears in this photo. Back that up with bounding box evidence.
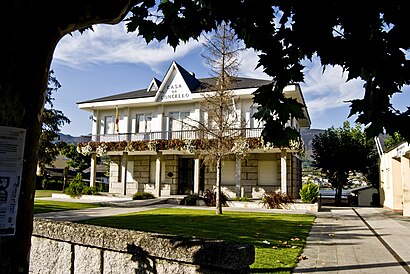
[34,197,313,221]
[294,206,410,274]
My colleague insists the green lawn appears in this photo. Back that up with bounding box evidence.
[34,200,102,214]
[80,208,315,273]
[34,189,63,198]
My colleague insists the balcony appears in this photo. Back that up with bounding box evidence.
[92,128,264,142]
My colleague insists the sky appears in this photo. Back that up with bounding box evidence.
[50,22,410,137]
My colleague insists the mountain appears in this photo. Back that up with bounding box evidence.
[58,133,91,144]
[300,128,325,160]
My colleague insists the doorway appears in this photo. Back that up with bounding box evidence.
[178,158,194,194]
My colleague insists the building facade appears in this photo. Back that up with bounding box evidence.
[379,141,410,216]
[77,62,311,198]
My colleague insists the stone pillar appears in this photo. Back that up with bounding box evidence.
[90,153,97,188]
[194,158,200,194]
[281,149,287,194]
[402,155,410,216]
[121,152,128,195]
[235,155,242,197]
[155,152,162,197]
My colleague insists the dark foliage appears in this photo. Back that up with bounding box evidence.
[202,189,229,207]
[261,192,295,209]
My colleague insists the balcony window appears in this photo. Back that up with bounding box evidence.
[250,107,263,128]
[104,116,115,135]
[169,111,191,131]
[136,113,152,133]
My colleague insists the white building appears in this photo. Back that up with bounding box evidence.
[379,141,410,216]
[77,62,311,198]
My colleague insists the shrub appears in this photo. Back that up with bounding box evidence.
[132,192,155,200]
[232,196,250,202]
[180,194,202,206]
[261,192,295,209]
[64,173,86,198]
[300,180,319,204]
[41,178,64,190]
[203,188,228,207]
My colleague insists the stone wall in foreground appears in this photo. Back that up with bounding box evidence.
[30,218,255,274]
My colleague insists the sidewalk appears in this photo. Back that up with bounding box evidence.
[293,206,410,274]
[34,196,174,221]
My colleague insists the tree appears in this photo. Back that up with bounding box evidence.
[129,1,410,143]
[59,143,91,173]
[0,2,139,272]
[197,22,245,214]
[384,132,406,150]
[1,1,409,272]
[312,122,379,205]
[37,71,70,176]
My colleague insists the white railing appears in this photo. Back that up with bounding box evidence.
[91,128,263,142]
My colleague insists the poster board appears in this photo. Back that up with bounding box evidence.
[0,126,26,236]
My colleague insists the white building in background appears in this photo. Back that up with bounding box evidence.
[77,61,311,198]
[379,141,410,216]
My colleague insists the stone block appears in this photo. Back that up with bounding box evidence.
[74,245,101,274]
[29,237,72,274]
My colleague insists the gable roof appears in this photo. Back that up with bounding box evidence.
[77,70,273,104]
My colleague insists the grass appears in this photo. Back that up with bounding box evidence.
[80,208,315,273]
[34,200,102,214]
[34,189,63,198]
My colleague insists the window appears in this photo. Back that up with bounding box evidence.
[169,111,190,131]
[136,113,152,133]
[250,107,263,128]
[104,116,115,134]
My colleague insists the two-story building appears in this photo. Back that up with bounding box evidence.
[77,61,311,198]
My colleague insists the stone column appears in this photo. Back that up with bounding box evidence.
[194,158,200,194]
[121,152,128,195]
[281,149,287,194]
[402,155,410,216]
[235,155,242,197]
[155,152,162,197]
[90,153,97,188]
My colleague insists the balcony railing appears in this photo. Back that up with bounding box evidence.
[92,128,263,142]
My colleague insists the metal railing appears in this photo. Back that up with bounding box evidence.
[92,128,263,142]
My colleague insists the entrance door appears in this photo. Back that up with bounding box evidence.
[178,158,194,194]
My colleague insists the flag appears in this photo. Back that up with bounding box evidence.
[115,105,119,133]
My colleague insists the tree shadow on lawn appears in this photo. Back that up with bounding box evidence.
[80,208,316,271]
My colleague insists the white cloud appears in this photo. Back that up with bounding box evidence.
[54,23,368,120]
[238,50,271,80]
[301,57,365,117]
[53,23,203,73]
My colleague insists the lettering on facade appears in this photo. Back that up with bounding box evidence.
[161,83,191,101]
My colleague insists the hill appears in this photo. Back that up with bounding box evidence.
[300,128,325,160]
[58,133,91,144]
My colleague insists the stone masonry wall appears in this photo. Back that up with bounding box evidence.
[164,155,178,194]
[30,218,254,274]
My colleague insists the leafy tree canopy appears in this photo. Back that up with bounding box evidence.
[58,143,91,172]
[312,121,379,202]
[384,132,406,150]
[126,1,410,145]
[37,71,70,174]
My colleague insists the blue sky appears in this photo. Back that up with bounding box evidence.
[50,23,409,137]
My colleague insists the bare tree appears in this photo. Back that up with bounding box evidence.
[197,22,246,214]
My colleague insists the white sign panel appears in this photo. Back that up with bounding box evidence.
[0,126,26,236]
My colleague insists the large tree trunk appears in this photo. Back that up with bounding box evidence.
[0,1,137,272]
